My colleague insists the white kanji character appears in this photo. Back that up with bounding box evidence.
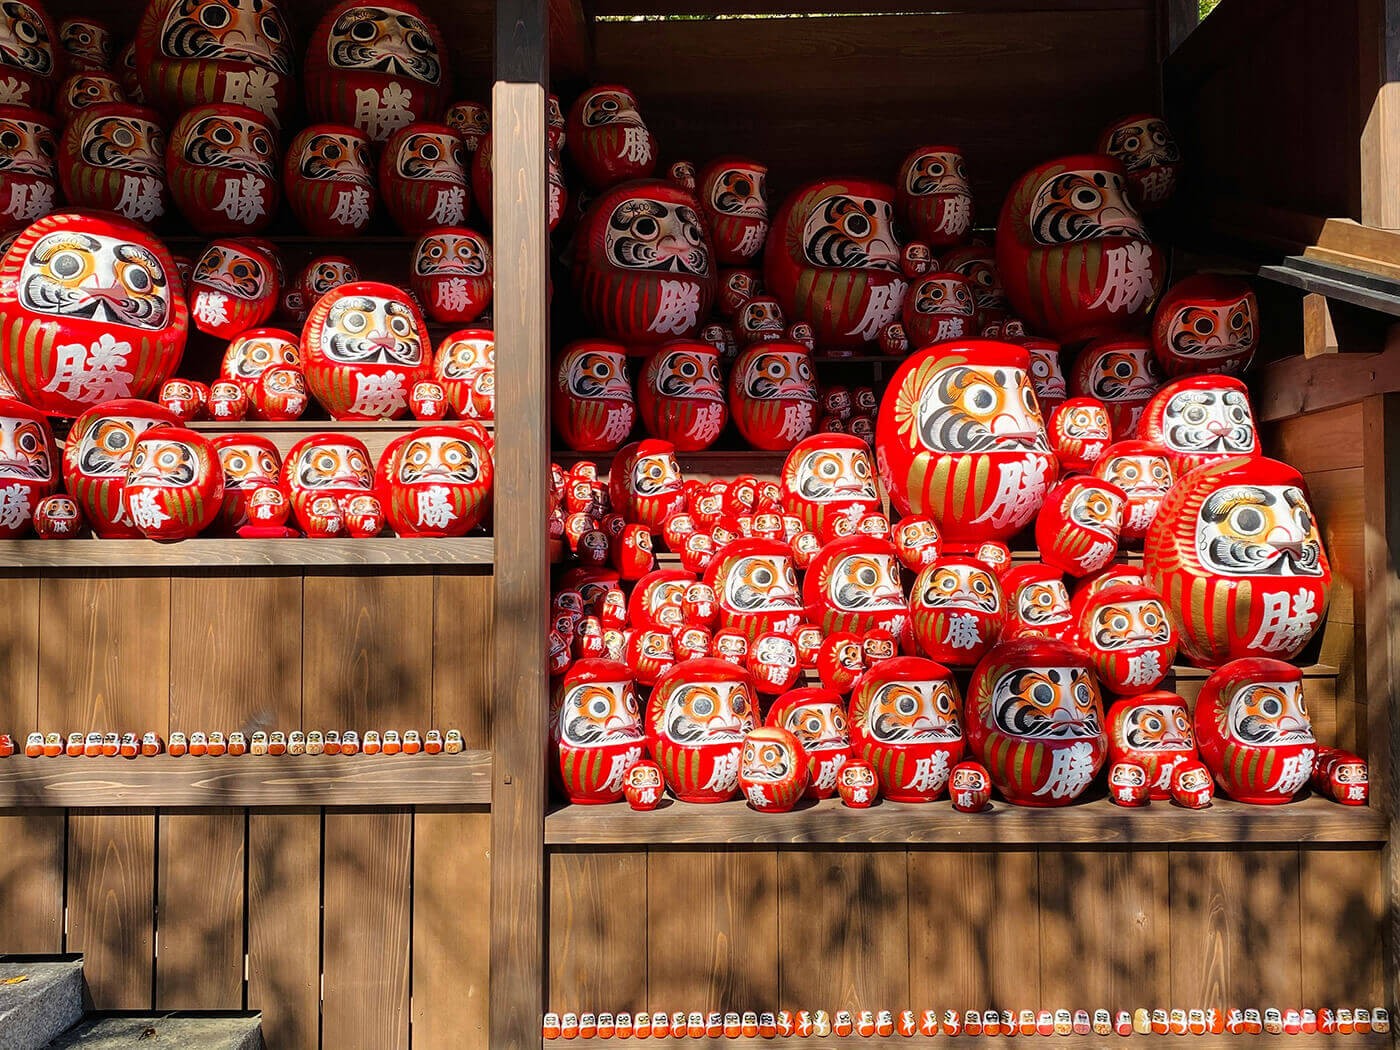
[1271,747,1315,796]
[955,790,975,809]
[647,280,701,335]
[1082,440,1106,461]
[933,318,964,342]
[1079,539,1116,573]
[214,173,267,225]
[814,756,846,791]
[1123,650,1163,688]
[847,279,909,341]
[42,334,135,403]
[193,291,230,329]
[1089,242,1155,314]
[4,181,52,222]
[427,186,466,225]
[776,402,815,443]
[0,483,30,531]
[548,183,563,225]
[1127,502,1156,531]
[1152,755,1186,793]
[703,749,740,793]
[745,784,769,807]
[415,485,457,530]
[851,786,869,804]
[619,127,652,166]
[329,186,372,229]
[603,746,644,794]
[0,77,29,104]
[1034,741,1096,800]
[935,194,972,238]
[638,786,658,805]
[127,489,169,531]
[599,407,632,446]
[733,224,767,259]
[223,68,279,116]
[1138,168,1175,205]
[686,402,724,444]
[904,751,950,794]
[115,175,163,222]
[1248,590,1319,654]
[943,612,982,650]
[354,84,414,139]
[347,372,407,417]
[435,277,470,314]
[972,455,1050,532]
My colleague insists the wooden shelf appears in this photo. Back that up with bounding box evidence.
[1260,256,1400,318]
[187,419,493,461]
[544,794,1383,848]
[0,537,494,569]
[0,751,491,808]
[549,1037,1388,1050]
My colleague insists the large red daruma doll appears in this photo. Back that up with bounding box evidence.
[304,0,449,142]
[380,423,493,537]
[1151,275,1258,378]
[876,341,1057,542]
[765,178,907,352]
[705,537,805,641]
[803,535,911,647]
[571,180,716,345]
[0,212,189,416]
[608,439,683,534]
[779,433,880,537]
[0,396,57,537]
[910,555,1005,667]
[411,226,491,325]
[646,657,757,803]
[1145,456,1331,667]
[765,687,851,799]
[435,327,493,420]
[0,0,57,107]
[965,637,1108,806]
[0,106,57,231]
[552,340,634,453]
[122,424,223,540]
[995,154,1164,343]
[166,103,279,234]
[636,341,727,452]
[58,103,168,223]
[380,124,469,235]
[848,656,965,802]
[1106,691,1196,799]
[282,431,373,532]
[729,340,817,451]
[210,433,280,532]
[698,156,769,266]
[62,398,180,536]
[1136,375,1259,479]
[565,85,657,192]
[895,146,974,248]
[301,281,430,420]
[283,124,377,237]
[1194,657,1316,804]
[550,658,646,804]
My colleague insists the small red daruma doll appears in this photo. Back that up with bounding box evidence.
[739,726,808,812]
[729,340,817,451]
[804,535,911,647]
[380,124,469,235]
[122,425,224,540]
[33,493,81,538]
[282,432,374,533]
[1021,338,1067,415]
[1002,563,1074,642]
[1035,475,1126,578]
[571,180,715,344]
[945,759,989,812]
[636,341,727,452]
[303,0,449,142]
[1093,440,1174,543]
[62,399,180,536]
[1172,759,1214,808]
[1076,583,1176,695]
[902,273,979,348]
[779,433,880,539]
[166,104,280,234]
[896,146,973,247]
[301,281,431,420]
[766,687,851,799]
[995,154,1165,343]
[58,16,112,73]
[1151,275,1258,378]
[253,364,308,420]
[705,537,805,641]
[283,124,377,237]
[0,106,57,231]
[0,397,58,536]
[211,434,281,532]
[553,340,634,452]
[877,341,1057,542]
[892,515,942,572]
[435,328,494,421]
[646,657,757,803]
[1106,692,1196,799]
[296,256,359,318]
[0,212,190,416]
[1047,397,1112,474]
[1071,335,1162,437]
[746,631,800,695]
[550,658,646,804]
[1107,759,1149,806]
[444,100,488,153]
[59,103,168,223]
[836,758,878,807]
[56,71,125,124]
[965,637,1108,806]
[565,85,656,191]
[1144,456,1331,667]
[1136,375,1259,479]
[698,156,769,265]
[1097,114,1181,212]
[609,439,683,534]
[1194,657,1317,804]
[0,0,56,107]
[379,424,493,537]
[220,327,299,394]
[911,555,1005,667]
[849,656,965,802]
[627,568,690,631]
[411,227,491,325]
[765,178,906,352]
[189,239,277,339]
[623,759,665,810]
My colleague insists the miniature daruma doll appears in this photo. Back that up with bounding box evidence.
[62,399,180,536]
[1194,658,1316,804]
[849,656,964,802]
[896,146,973,247]
[552,339,634,453]
[910,556,1004,667]
[779,433,880,538]
[566,85,657,191]
[1151,275,1257,378]
[965,637,1108,806]
[804,536,911,647]
[876,340,1057,542]
[0,397,57,536]
[739,726,808,812]
[766,687,851,799]
[1144,456,1331,667]
[59,103,168,222]
[729,341,817,451]
[220,327,299,393]
[123,425,223,540]
[435,328,493,420]
[550,659,646,804]
[1136,375,1259,478]
[765,178,906,352]
[698,157,769,265]
[636,341,727,451]
[301,281,430,420]
[189,239,277,339]
[0,212,189,415]
[1106,691,1196,799]
[995,154,1164,342]
[572,180,716,345]
[1097,114,1181,212]
[304,0,449,141]
[0,106,57,231]
[284,124,377,236]
[282,432,374,533]
[705,537,805,641]
[903,273,978,348]
[0,0,56,107]
[411,227,491,324]
[1070,336,1161,437]
[1075,583,1176,695]
[211,433,280,531]
[1047,398,1112,474]
[380,424,492,537]
[166,104,280,234]
[1093,440,1174,543]
[646,658,757,803]
[1035,476,1125,577]
[1002,563,1074,643]
[609,439,683,534]
[380,124,468,234]
[56,71,125,124]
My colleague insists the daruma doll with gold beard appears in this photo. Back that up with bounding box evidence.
[1146,455,1330,666]
[0,212,189,415]
[766,687,851,799]
[848,655,964,802]
[210,433,280,532]
[1035,476,1126,578]
[380,124,469,235]
[552,340,634,453]
[608,439,683,535]
[59,103,169,223]
[122,425,223,540]
[646,657,757,803]
[698,156,769,265]
[1136,375,1258,479]
[995,154,1164,343]
[910,555,1004,667]
[804,535,911,648]
[1093,439,1174,542]
[1151,275,1257,378]
[966,637,1108,806]
[411,227,491,325]
[876,341,1057,542]
[283,125,377,237]
[704,537,805,641]
[0,106,57,232]
[166,103,279,234]
[896,146,973,248]
[729,340,817,451]
[301,281,431,420]
[636,341,727,451]
[739,726,808,812]
[550,658,646,804]
[902,273,978,349]
[572,180,716,345]
[779,433,880,538]
[435,327,493,420]
[566,85,657,192]
[62,398,180,536]
[765,178,907,352]
[380,424,493,537]
[0,397,57,537]
[281,432,374,533]
[0,0,57,107]
[1193,657,1316,804]
[1074,583,1176,695]
[1106,691,1196,799]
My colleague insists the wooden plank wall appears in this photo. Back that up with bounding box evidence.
[0,569,494,1050]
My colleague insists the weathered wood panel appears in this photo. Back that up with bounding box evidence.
[247,810,322,1050]
[156,810,245,1009]
[66,811,156,1009]
[548,852,648,1013]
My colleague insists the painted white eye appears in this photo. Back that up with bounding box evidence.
[342,311,367,333]
[896,694,918,716]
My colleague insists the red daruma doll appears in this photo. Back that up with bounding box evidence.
[729,341,818,451]
[965,637,1108,806]
[550,659,646,804]
[1035,476,1126,578]
[766,687,851,799]
[411,227,491,325]
[646,657,757,803]
[1136,375,1259,479]
[1106,691,1196,799]
[435,328,494,421]
[380,424,493,537]
[1093,440,1174,543]
[211,434,281,532]
[62,399,180,536]
[1074,583,1176,695]
[283,124,377,237]
[698,156,769,265]
[910,556,1005,667]
[739,726,808,812]
[566,85,657,192]
[902,273,978,348]
[608,439,683,534]
[636,341,727,452]
[1047,398,1111,475]
[220,327,299,394]
[705,537,805,641]
[804,535,911,648]
[1002,563,1074,643]
[166,104,280,234]
[282,432,374,534]
[59,103,168,224]
[0,397,58,537]
[1151,275,1257,378]
[380,124,469,235]
[896,146,973,247]
[552,340,635,453]
[0,106,57,231]
[123,425,224,540]
[0,0,56,108]
[1097,114,1182,213]
[849,656,965,802]
[1194,658,1316,804]
[1070,336,1161,437]
[779,433,881,539]
[189,239,277,339]
[1145,456,1330,667]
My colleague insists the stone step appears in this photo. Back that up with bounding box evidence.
[0,956,86,1050]
[43,1014,264,1050]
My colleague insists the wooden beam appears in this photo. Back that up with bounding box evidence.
[0,537,494,570]
[1256,324,1400,422]
[1360,0,1400,229]
[1303,293,1340,358]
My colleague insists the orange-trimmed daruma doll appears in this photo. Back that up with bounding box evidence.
[380,123,469,235]
[848,655,965,802]
[764,177,907,352]
[739,726,808,812]
[965,637,1108,806]
[62,398,180,536]
[0,212,189,415]
[1144,455,1331,667]
[411,226,491,324]
[1074,582,1176,695]
[636,340,727,452]
[281,431,373,533]
[779,432,880,537]
[210,432,279,532]
[729,340,817,451]
[552,340,634,452]
[283,124,377,237]
[902,272,978,349]
[133,0,294,124]
[565,85,657,192]
[188,238,277,339]
[0,0,57,107]
[1150,275,1258,378]
[122,424,223,540]
[571,179,716,346]
[803,535,911,647]
[303,0,448,142]
[876,340,1057,542]
[1105,691,1196,799]
[1034,475,1126,578]
[704,537,805,641]
[1135,375,1259,479]
[165,103,279,234]
[435,327,493,420]
[301,280,431,420]
[1069,335,1161,438]
[379,423,493,537]
[57,15,112,72]
[0,396,57,537]
[220,326,299,394]
[1092,439,1174,543]
[1193,657,1316,804]
[58,103,168,223]
[995,154,1164,343]
[646,657,757,803]
[1096,114,1181,213]
[1046,397,1112,475]
[698,156,769,266]
[910,555,1005,667]
[0,106,58,232]
[56,71,125,124]
[895,145,973,248]
[766,686,851,799]
[550,658,646,804]
[608,438,683,534]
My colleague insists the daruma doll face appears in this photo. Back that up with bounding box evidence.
[0,105,57,232]
[1136,375,1259,479]
[699,156,769,266]
[550,658,645,804]
[1106,692,1195,799]
[1093,440,1174,542]
[1151,275,1257,378]
[62,398,181,537]
[1075,583,1176,696]
[123,425,224,539]
[779,433,879,536]
[729,341,817,451]
[0,396,57,536]
[910,556,1004,666]
[380,424,493,537]
[283,125,377,237]
[434,328,494,420]
[636,341,727,452]
[566,85,657,192]
[0,0,56,107]
[1097,114,1181,212]
[896,146,973,247]
[848,655,964,802]
[301,281,430,420]
[552,339,634,453]
[705,538,805,641]
[803,535,910,646]
[646,657,758,803]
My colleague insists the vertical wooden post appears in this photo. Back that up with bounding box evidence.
[490,0,549,1046]
[1361,0,1400,229]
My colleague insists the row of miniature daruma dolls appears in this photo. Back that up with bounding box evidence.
[0,727,467,758]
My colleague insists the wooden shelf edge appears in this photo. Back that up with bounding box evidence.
[187,420,494,433]
[543,794,1384,848]
[0,536,495,569]
[0,751,492,808]
[550,1035,1390,1049]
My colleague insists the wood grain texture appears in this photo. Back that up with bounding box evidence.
[322,810,413,1050]
[0,810,64,952]
[0,538,493,569]
[412,810,492,1050]
[1359,0,1400,229]
[0,575,38,733]
[247,810,321,1050]
[156,809,245,1009]
[548,851,647,1013]
[433,574,496,749]
[66,810,156,1009]
[1300,847,1384,1003]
